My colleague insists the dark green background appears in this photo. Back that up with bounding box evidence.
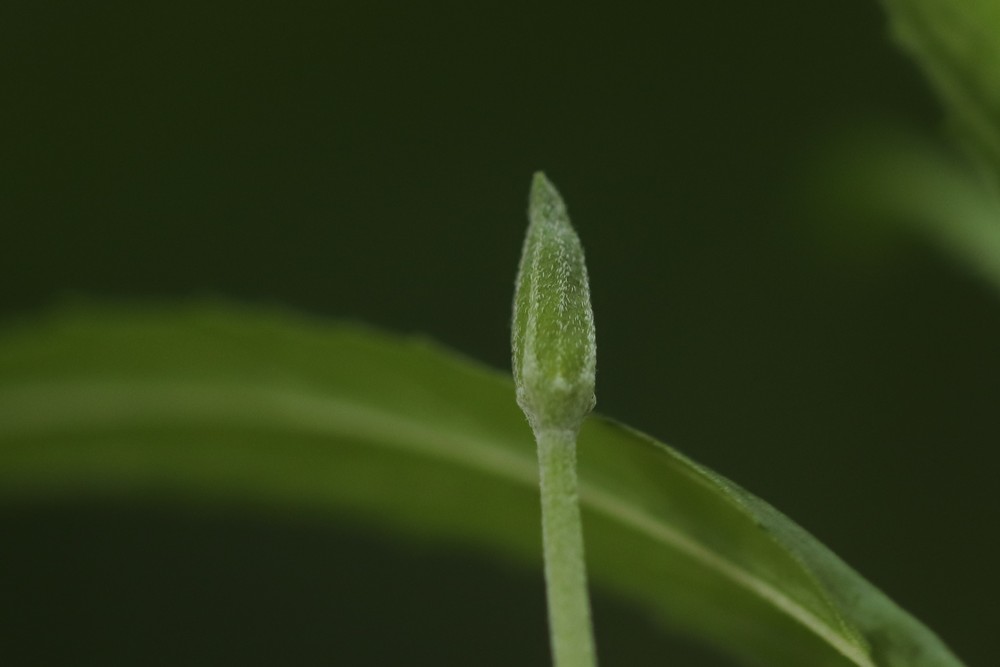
[2,2,996,665]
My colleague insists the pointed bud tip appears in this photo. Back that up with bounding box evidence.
[529,171,568,226]
[531,170,554,194]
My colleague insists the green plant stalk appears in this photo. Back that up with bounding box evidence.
[512,173,599,666]
[537,427,597,667]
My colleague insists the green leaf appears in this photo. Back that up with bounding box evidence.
[809,125,1000,295]
[882,0,1000,180]
[0,304,965,667]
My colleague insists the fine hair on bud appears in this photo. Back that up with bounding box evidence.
[512,172,596,437]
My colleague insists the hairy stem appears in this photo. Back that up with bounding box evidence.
[537,427,597,667]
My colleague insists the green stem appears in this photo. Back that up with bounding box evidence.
[536,427,597,667]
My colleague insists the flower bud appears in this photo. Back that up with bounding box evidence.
[512,172,597,436]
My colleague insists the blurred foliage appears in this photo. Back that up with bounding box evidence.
[804,123,1000,294]
[1,305,964,666]
[883,0,1000,179]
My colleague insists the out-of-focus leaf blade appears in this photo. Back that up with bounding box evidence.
[808,125,1000,294]
[0,304,965,667]
[882,0,1000,181]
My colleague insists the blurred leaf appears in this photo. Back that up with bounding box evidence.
[882,0,1000,181]
[0,304,965,667]
[806,124,1000,293]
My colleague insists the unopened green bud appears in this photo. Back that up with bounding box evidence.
[512,172,597,436]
